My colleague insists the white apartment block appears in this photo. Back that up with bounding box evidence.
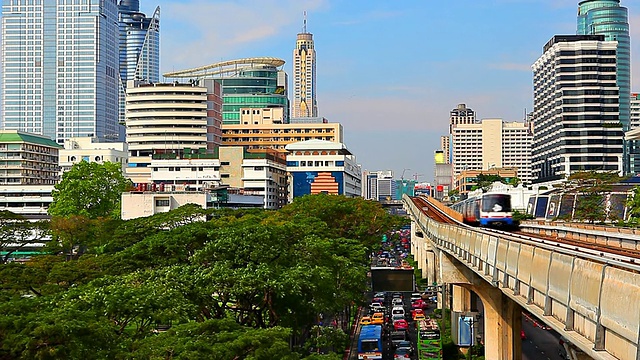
[59,137,128,175]
[631,93,640,129]
[125,81,209,184]
[452,118,532,184]
[532,35,623,182]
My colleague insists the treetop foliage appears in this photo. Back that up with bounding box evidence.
[48,161,132,219]
[0,194,404,359]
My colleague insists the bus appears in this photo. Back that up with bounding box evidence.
[417,319,442,359]
[357,324,383,360]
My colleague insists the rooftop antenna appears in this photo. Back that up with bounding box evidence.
[303,11,307,33]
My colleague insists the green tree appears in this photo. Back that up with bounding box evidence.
[129,318,300,360]
[472,174,505,192]
[0,211,49,264]
[565,171,623,223]
[625,186,640,222]
[48,161,132,219]
[276,194,404,249]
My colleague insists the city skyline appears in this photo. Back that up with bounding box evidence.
[154,0,640,182]
[2,1,640,182]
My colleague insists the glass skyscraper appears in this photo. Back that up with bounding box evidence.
[1,0,121,144]
[118,0,160,86]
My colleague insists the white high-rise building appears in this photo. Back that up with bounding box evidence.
[532,35,623,182]
[292,13,317,118]
[1,0,121,144]
[449,103,476,133]
[452,119,533,184]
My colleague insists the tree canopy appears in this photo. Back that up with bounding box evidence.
[48,161,132,219]
[0,194,403,359]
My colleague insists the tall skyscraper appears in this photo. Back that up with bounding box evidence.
[118,1,160,86]
[532,35,623,182]
[1,0,121,144]
[292,13,318,118]
[577,0,631,171]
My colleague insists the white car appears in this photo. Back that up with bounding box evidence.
[392,298,404,306]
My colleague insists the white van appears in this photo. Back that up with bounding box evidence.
[391,306,405,318]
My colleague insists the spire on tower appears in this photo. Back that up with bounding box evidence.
[303,11,307,33]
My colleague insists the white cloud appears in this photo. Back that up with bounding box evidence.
[159,0,326,74]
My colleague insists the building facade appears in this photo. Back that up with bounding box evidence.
[453,168,518,195]
[59,137,128,175]
[163,58,289,125]
[440,135,451,164]
[124,80,222,184]
[285,139,361,200]
[1,0,121,144]
[449,103,476,133]
[577,0,631,173]
[452,118,532,184]
[121,147,288,218]
[532,35,623,182]
[221,121,343,153]
[361,170,395,201]
[0,130,61,219]
[118,0,160,86]
[0,130,61,185]
[292,16,318,118]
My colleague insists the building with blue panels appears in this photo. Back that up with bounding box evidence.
[118,0,160,86]
[285,139,361,201]
[1,0,121,144]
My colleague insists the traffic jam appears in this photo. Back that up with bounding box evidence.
[357,230,442,360]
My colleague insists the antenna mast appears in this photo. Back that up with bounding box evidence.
[303,11,307,33]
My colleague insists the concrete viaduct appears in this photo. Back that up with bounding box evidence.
[403,195,640,360]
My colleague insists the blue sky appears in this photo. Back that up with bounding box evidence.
[150,0,640,183]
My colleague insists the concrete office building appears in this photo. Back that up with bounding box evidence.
[532,35,623,182]
[59,137,128,175]
[440,136,451,164]
[362,170,395,201]
[292,14,318,118]
[163,58,289,125]
[452,119,532,184]
[221,119,343,153]
[124,80,223,184]
[1,0,121,143]
[121,147,288,218]
[0,131,62,219]
[285,139,361,200]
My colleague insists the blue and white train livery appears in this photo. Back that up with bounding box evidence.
[451,193,514,227]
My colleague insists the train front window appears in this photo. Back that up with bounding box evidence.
[482,194,511,212]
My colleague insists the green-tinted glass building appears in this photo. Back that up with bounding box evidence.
[163,57,289,125]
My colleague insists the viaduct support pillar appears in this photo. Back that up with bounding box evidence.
[467,282,522,360]
[452,285,472,312]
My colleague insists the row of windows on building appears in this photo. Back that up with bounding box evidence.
[286,160,345,167]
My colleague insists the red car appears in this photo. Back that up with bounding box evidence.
[393,319,409,331]
[411,299,428,310]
